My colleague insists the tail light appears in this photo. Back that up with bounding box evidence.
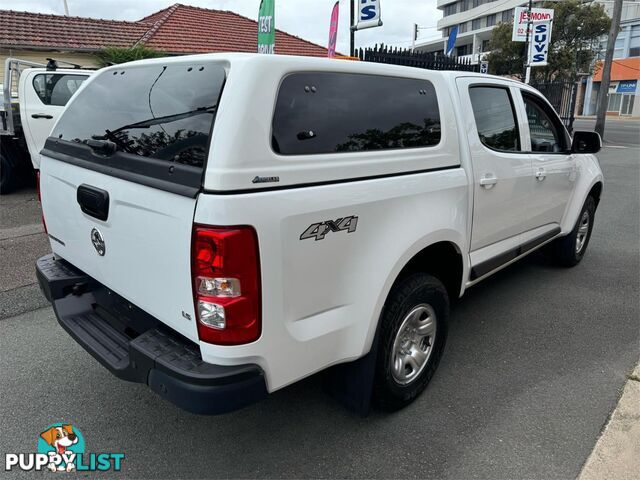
[191,225,261,345]
[36,170,47,234]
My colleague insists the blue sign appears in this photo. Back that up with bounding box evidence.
[355,0,382,30]
[616,80,637,93]
[446,26,458,56]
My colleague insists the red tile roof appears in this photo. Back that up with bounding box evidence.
[0,10,149,50]
[138,4,329,57]
[0,3,328,57]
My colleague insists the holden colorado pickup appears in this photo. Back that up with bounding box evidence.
[36,54,603,415]
[1,58,92,193]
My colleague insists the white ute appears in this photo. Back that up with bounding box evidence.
[36,54,603,414]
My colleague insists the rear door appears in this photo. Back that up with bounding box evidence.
[39,59,227,342]
[19,70,89,168]
[457,79,532,253]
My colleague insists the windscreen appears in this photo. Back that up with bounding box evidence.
[51,61,226,170]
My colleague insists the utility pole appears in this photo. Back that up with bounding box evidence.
[595,0,623,139]
[350,0,355,57]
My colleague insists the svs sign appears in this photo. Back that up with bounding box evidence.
[528,21,552,67]
[356,0,383,31]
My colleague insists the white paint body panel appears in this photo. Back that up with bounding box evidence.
[40,53,603,393]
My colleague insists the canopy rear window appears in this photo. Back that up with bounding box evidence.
[46,61,226,196]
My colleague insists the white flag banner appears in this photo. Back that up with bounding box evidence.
[528,21,553,67]
[512,7,554,42]
[355,0,382,31]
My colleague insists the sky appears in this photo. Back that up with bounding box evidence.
[6,0,444,52]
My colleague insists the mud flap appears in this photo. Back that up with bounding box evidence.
[322,328,380,417]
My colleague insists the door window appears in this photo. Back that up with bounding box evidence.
[469,86,520,151]
[32,74,88,106]
[522,93,568,152]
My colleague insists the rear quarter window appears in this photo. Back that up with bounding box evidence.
[272,72,441,155]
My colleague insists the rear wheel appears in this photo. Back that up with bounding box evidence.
[0,151,17,194]
[551,196,596,267]
[373,273,449,411]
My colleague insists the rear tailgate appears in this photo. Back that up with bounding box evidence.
[39,58,227,342]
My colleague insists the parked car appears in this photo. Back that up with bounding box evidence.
[0,58,92,193]
[36,54,603,415]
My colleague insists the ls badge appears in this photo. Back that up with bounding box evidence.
[300,216,358,241]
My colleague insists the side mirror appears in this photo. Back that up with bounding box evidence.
[571,131,601,154]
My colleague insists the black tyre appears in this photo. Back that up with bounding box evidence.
[0,151,17,194]
[373,273,449,411]
[551,196,596,267]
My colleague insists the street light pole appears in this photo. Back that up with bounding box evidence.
[350,0,355,57]
[523,0,533,83]
[595,0,623,139]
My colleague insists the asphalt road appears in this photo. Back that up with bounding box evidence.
[0,119,638,479]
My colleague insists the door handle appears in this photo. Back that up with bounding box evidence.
[535,168,546,181]
[480,174,498,189]
[31,113,53,119]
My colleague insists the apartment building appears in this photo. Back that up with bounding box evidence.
[416,0,640,65]
[415,0,526,63]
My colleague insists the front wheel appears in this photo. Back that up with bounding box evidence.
[373,273,449,411]
[551,196,596,267]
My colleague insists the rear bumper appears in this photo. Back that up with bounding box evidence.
[36,254,267,415]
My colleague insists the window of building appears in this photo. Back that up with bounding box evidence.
[502,9,514,22]
[629,25,640,56]
[486,14,497,27]
[457,45,469,56]
[469,87,520,151]
[608,93,622,112]
[459,22,468,33]
[472,18,482,30]
[482,39,491,52]
[32,74,88,106]
[272,73,442,155]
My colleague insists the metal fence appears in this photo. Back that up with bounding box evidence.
[529,80,579,132]
[356,45,479,72]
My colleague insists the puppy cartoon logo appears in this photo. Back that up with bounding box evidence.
[4,424,124,472]
[39,424,81,472]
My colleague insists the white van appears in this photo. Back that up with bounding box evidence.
[37,54,603,414]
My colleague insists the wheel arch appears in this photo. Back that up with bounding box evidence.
[589,181,603,207]
[394,241,464,303]
[364,235,467,356]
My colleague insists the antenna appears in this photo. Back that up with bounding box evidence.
[62,0,69,16]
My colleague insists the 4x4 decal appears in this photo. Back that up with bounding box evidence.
[300,216,358,241]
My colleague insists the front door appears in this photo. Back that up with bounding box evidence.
[20,70,89,169]
[518,90,576,231]
[457,80,532,253]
